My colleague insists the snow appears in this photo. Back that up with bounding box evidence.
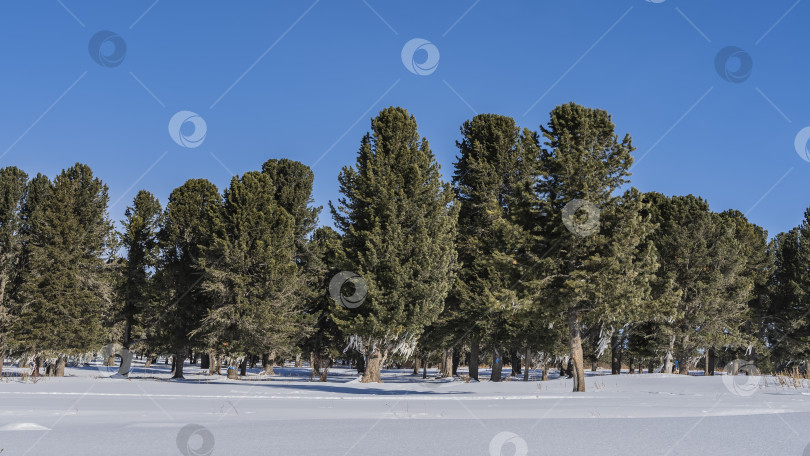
[1,360,810,455]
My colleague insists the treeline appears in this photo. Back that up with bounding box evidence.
[0,104,808,391]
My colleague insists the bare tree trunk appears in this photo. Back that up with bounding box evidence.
[412,358,420,375]
[422,357,427,379]
[541,359,549,381]
[239,357,247,377]
[490,349,503,382]
[54,356,66,377]
[628,357,634,374]
[362,345,387,383]
[678,334,690,375]
[209,353,220,375]
[591,361,597,372]
[439,348,453,378]
[144,356,153,368]
[33,356,41,379]
[227,359,238,379]
[294,354,302,367]
[263,351,276,375]
[511,347,522,376]
[707,347,716,376]
[568,310,586,392]
[469,336,480,381]
[171,352,184,379]
[0,348,4,377]
[611,332,622,375]
[452,350,459,376]
[524,348,531,382]
[663,334,676,373]
[200,353,210,370]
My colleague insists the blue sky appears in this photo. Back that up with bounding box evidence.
[1,1,807,238]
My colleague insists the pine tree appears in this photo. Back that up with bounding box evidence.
[158,179,223,379]
[118,190,162,376]
[450,113,540,381]
[0,166,28,371]
[15,164,114,376]
[195,171,306,377]
[536,103,648,391]
[331,106,458,383]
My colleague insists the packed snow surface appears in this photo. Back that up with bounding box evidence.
[1,360,809,455]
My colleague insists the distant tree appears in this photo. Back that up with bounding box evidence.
[158,179,223,379]
[117,190,162,376]
[331,107,458,383]
[15,164,114,376]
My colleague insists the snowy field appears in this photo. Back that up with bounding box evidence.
[2,360,810,455]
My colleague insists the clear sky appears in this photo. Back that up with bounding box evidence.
[1,1,807,238]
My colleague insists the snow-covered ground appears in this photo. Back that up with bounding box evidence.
[1,359,809,455]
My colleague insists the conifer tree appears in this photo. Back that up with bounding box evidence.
[450,114,540,381]
[331,107,458,383]
[158,179,223,379]
[118,190,162,376]
[15,164,114,376]
[0,166,28,370]
[196,171,306,377]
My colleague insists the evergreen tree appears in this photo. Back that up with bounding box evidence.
[118,190,162,376]
[450,113,540,381]
[536,103,650,391]
[195,171,306,377]
[331,106,458,382]
[15,164,114,376]
[158,179,223,379]
[0,166,28,370]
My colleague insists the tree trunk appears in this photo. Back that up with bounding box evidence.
[611,332,622,375]
[469,336,480,381]
[239,357,247,377]
[591,361,597,372]
[105,355,116,367]
[707,347,716,376]
[200,353,210,370]
[524,348,531,382]
[117,349,133,377]
[362,345,386,383]
[541,360,549,381]
[227,360,238,379]
[0,348,4,377]
[263,351,276,375]
[511,347,522,376]
[678,334,690,375]
[648,361,654,374]
[568,310,586,392]
[33,356,41,379]
[54,356,66,377]
[171,352,184,379]
[294,354,302,368]
[663,334,676,373]
[490,349,503,382]
[452,350,460,376]
[628,357,634,374]
[439,348,453,378]
[209,353,220,375]
[412,358,420,375]
[144,357,153,368]
[422,358,427,379]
